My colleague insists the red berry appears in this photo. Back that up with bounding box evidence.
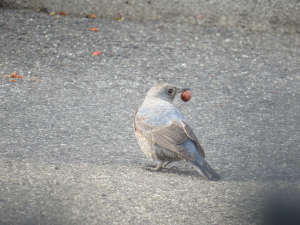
[180,91,191,102]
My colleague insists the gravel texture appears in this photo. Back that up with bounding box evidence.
[0,9,300,224]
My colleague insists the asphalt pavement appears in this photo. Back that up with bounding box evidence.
[0,9,300,224]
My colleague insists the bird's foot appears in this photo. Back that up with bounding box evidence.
[142,165,163,172]
[142,161,177,172]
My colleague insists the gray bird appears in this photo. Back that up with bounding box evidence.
[134,84,220,181]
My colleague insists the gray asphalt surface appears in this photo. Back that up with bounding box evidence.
[1,9,300,225]
[3,0,300,33]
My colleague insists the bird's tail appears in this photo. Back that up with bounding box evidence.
[190,160,221,181]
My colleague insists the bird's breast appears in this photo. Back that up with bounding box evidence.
[137,100,188,128]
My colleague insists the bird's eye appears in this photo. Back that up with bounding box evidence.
[167,89,173,94]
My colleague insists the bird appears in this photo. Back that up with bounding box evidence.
[134,83,220,181]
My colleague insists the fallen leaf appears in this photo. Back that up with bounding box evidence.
[9,79,16,82]
[58,11,67,16]
[10,72,18,78]
[89,27,98,32]
[3,72,26,80]
[49,12,55,16]
[91,50,101,56]
[87,14,97,18]
[115,17,124,21]
[115,13,124,21]
[197,15,202,19]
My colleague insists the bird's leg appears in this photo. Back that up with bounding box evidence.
[151,160,166,171]
[153,160,173,171]
[152,162,164,171]
[162,161,179,171]
[161,161,171,168]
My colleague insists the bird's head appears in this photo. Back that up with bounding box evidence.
[145,84,190,103]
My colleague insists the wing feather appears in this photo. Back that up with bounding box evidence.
[181,120,205,158]
[135,112,196,160]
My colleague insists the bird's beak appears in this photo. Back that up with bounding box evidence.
[176,87,190,94]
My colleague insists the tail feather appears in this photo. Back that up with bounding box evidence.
[183,138,220,180]
[190,160,221,181]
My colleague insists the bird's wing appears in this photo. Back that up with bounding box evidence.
[135,111,204,161]
[180,120,205,158]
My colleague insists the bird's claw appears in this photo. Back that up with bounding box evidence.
[141,163,178,172]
